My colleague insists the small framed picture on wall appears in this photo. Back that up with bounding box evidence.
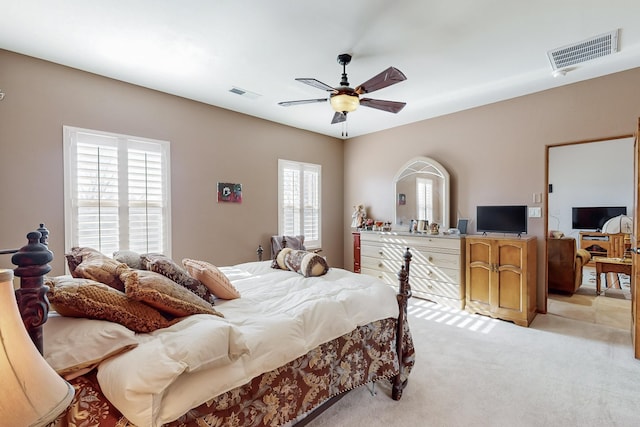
[217,182,242,203]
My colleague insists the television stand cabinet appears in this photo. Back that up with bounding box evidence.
[579,231,626,260]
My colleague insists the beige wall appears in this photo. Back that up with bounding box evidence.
[343,67,640,310]
[0,50,344,275]
[3,47,640,312]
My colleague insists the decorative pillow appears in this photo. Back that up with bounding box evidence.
[121,269,224,318]
[43,314,138,380]
[284,249,330,277]
[140,253,216,304]
[46,276,175,333]
[65,247,106,276]
[76,259,131,292]
[271,247,293,270]
[113,250,143,269]
[182,258,241,300]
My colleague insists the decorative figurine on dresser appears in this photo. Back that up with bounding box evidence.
[353,156,466,309]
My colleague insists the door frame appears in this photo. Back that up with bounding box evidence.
[543,134,633,313]
[632,119,640,358]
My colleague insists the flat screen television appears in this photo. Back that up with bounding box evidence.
[571,206,627,231]
[476,205,527,235]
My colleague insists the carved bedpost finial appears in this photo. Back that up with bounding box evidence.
[403,247,412,277]
[257,245,264,261]
[11,229,54,355]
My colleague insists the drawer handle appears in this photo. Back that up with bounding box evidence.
[378,250,384,255]
[428,256,433,262]
[378,263,383,268]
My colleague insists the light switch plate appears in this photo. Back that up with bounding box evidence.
[528,207,542,218]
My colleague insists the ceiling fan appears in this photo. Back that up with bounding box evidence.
[278,54,407,127]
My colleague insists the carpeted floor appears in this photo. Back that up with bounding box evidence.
[306,298,640,427]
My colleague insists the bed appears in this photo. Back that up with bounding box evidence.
[5,225,415,427]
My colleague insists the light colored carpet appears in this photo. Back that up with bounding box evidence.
[307,298,640,427]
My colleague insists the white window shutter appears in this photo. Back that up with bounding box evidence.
[64,126,171,256]
[278,159,321,249]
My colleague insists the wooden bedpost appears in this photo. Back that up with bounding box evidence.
[392,247,412,400]
[11,224,53,355]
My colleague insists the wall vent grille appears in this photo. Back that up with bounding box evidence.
[547,29,619,70]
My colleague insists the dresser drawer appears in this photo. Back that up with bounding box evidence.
[361,268,462,300]
[361,254,461,283]
[360,232,462,253]
[361,244,460,269]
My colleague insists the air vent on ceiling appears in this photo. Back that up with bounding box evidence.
[547,29,619,70]
[229,87,261,100]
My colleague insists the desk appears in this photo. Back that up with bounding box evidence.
[593,257,632,295]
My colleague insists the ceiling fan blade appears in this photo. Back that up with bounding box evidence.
[278,98,328,107]
[355,67,407,94]
[331,111,346,124]
[360,98,407,113]
[295,78,336,92]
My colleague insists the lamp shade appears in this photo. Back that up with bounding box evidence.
[330,93,359,113]
[0,269,74,426]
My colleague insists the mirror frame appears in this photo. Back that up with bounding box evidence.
[393,156,450,230]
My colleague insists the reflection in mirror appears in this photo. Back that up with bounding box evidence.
[394,157,450,230]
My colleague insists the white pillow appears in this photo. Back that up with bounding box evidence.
[43,314,138,380]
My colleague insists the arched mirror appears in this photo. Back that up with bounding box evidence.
[394,157,450,230]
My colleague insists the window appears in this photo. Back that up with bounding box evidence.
[63,126,171,256]
[278,159,321,249]
[416,177,433,222]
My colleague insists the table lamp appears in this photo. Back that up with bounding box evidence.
[0,269,74,426]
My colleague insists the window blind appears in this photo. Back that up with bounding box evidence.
[278,159,321,249]
[64,126,171,256]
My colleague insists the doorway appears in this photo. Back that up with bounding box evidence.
[545,136,634,329]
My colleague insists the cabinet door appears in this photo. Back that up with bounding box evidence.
[493,240,526,317]
[466,239,493,312]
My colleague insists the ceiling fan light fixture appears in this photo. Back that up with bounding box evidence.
[330,93,359,113]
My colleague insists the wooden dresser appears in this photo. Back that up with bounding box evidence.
[465,235,537,327]
[356,231,466,309]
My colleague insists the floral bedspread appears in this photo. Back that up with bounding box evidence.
[54,317,414,427]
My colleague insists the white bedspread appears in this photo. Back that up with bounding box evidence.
[96,261,400,427]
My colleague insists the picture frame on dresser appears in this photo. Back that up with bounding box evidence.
[457,219,468,235]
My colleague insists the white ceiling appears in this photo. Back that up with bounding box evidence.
[3,1,640,139]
